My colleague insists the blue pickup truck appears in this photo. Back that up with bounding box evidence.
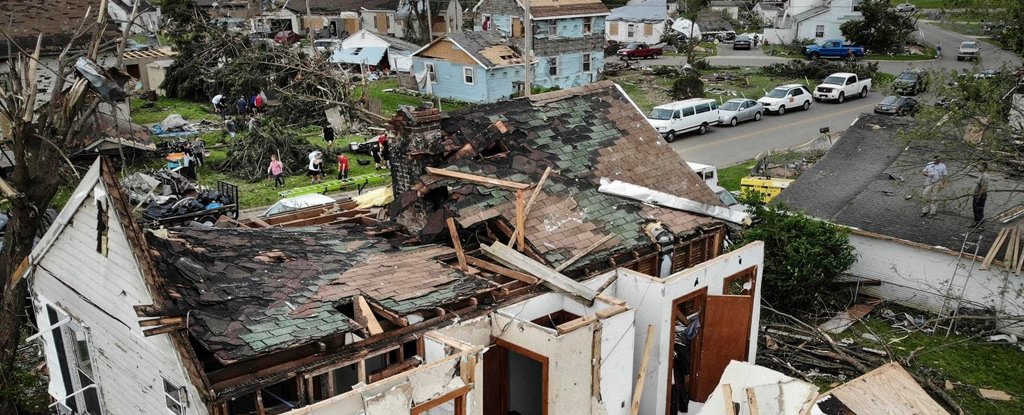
[803,40,866,60]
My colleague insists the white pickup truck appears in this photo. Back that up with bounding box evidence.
[813,72,871,103]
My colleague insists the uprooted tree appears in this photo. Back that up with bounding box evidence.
[0,5,127,413]
[219,119,313,181]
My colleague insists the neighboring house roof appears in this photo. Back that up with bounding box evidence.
[391,81,723,272]
[282,0,394,14]
[777,114,1020,254]
[696,11,735,32]
[530,0,610,19]
[755,3,783,12]
[147,226,496,363]
[0,0,118,57]
[708,0,747,7]
[368,30,423,51]
[414,31,524,68]
[607,0,668,23]
[792,4,830,22]
[73,112,156,154]
[332,45,388,65]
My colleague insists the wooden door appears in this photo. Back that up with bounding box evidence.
[512,17,524,37]
[694,295,753,402]
[375,13,389,32]
[483,345,509,414]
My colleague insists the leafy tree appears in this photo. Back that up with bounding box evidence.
[840,0,916,54]
[736,202,857,313]
[670,74,705,100]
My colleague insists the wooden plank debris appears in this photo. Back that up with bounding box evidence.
[481,242,597,305]
[554,233,615,272]
[425,167,531,190]
[354,295,384,335]
[980,227,1009,270]
[722,384,736,415]
[515,190,526,250]
[745,387,761,415]
[464,256,539,285]
[630,325,656,415]
[446,218,468,271]
[508,166,552,247]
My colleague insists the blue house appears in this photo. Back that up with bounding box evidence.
[473,0,610,90]
[410,31,527,103]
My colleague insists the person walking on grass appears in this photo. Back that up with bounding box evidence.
[936,42,942,59]
[191,138,206,166]
[323,122,336,151]
[268,154,285,188]
[307,150,324,184]
[337,153,349,180]
[226,117,238,139]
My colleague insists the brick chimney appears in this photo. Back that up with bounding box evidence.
[387,102,446,198]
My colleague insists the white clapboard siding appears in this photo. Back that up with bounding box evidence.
[31,177,209,415]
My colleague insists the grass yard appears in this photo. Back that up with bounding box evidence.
[870,46,937,61]
[934,22,985,36]
[609,70,803,114]
[130,97,219,125]
[845,317,1024,415]
[718,160,756,191]
[352,78,468,116]
[908,0,948,8]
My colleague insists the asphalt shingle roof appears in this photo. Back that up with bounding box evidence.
[444,31,523,68]
[393,81,722,272]
[148,226,494,363]
[777,113,1022,254]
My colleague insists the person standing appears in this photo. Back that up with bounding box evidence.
[268,154,285,188]
[254,93,265,114]
[377,132,390,169]
[936,42,942,58]
[921,155,948,217]
[212,94,225,119]
[236,95,248,116]
[323,123,336,151]
[226,117,238,139]
[972,162,990,227]
[191,138,206,166]
[307,151,324,184]
[249,94,259,115]
[247,116,257,132]
[337,153,350,180]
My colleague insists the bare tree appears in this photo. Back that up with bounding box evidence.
[0,3,121,411]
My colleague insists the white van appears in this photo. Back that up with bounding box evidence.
[647,98,720,142]
[687,162,719,187]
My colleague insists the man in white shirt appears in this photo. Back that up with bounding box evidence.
[921,155,947,217]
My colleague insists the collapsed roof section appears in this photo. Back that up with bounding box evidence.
[389,81,723,274]
[147,225,496,363]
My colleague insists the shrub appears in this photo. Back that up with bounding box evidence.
[761,60,881,84]
[651,65,679,76]
[670,75,704,100]
[734,202,856,313]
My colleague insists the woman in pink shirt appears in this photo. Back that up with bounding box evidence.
[267,154,285,188]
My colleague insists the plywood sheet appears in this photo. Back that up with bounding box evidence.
[417,41,477,66]
[696,295,754,401]
[825,363,949,415]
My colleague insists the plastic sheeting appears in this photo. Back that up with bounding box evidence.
[598,178,750,225]
[671,18,702,38]
[607,0,668,23]
[353,186,393,209]
[331,46,388,66]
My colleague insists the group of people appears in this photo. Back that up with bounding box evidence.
[266,129,391,188]
[920,155,990,229]
[212,92,266,119]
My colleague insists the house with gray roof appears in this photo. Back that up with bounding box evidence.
[778,114,1024,336]
[410,31,528,102]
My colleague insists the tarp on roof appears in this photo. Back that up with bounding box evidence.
[671,18,702,38]
[330,45,388,65]
[607,0,667,22]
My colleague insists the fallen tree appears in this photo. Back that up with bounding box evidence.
[218,119,313,181]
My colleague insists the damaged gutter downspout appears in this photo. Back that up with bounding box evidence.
[598,178,752,226]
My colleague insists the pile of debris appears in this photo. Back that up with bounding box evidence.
[123,170,237,225]
[151,114,216,137]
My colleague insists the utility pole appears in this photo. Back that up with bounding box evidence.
[425,0,434,42]
[523,0,533,96]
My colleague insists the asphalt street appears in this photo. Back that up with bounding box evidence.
[634,21,1024,167]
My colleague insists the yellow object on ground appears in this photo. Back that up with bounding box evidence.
[353,186,393,209]
[740,176,793,202]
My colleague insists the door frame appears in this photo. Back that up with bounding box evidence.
[664,287,707,415]
[485,338,549,415]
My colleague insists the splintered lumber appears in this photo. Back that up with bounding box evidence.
[481,242,597,305]
[745,387,761,415]
[354,296,383,335]
[630,325,656,415]
[446,218,467,271]
[425,167,531,190]
[980,227,1009,270]
[1007,227,1020,272]
[515,190,526,250]
[508,166,553,247]
[555,233,616,272]
[722,384,736,415]
[464,256,539,285]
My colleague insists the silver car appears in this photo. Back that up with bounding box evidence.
[717,99,764,126]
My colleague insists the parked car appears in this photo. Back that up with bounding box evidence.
[617,43,663,60]
[274,30,301,45]
[891,70,927,95]
[313,39,342,53]
[646,98,720,141]
[957,41,980,61]
[803,39,866,60]
[717,98,764,126]
[757,84,812,115]
[874,96,919,116]
[895,2,916,12]
[732,35,752,50]
[813,72,872,103]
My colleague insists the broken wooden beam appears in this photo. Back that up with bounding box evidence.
[481,242,597,305]
[508,166,552,247]
[464,256,539,285]
[555,233,616,272]
[139,316,184,327]
[722,384,736,415]
[598,178,751,225]
[354,296,384,336]
[446,217,468,271]
[980,227,1008,270]
[425,167,531,190]
[367,300,409,326]
[745,387,760,415]
[514,190,526,250]
[630,325,656,415]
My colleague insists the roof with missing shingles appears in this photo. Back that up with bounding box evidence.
[148,226,495,363]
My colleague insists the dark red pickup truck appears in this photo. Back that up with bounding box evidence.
[616,43,663,60]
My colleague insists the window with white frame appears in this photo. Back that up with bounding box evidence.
[463,67,474,85]
[627,23,636,38]
[550,20,558,36]
[164,379,186,415]
[425,63,437,83]
[583,17,593,34]
[815,25,825,38]
[547,57,558,76]
[582,53,592,72]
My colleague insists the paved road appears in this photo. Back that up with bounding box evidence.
[668,95,875,166]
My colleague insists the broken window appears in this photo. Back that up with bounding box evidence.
[96,199,109,256]
[463,67,474,85]
[627,23,636,38]
[426,63,437,83]
[583,17,593,34]
[353,47,363,55]
[582,53,592,72]
[164,379,187,415]
[547,57,558,76]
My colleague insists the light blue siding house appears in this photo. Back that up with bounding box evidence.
[410,31,527,103]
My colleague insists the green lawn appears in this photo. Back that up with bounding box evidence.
[130,97,219,125]
[934,22,985,36]
[845,317,1024,415]
[870,47,937,61]
[610,71,804,114]
[718,160,756,191]
[352,78,468,116]
[908,0,947,8]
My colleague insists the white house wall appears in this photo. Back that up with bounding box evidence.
[29,180,206,415]
[605,20,665,44]
[848,233,1024,336]
[590,241,765,415]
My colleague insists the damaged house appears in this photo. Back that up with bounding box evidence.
[27,83,764,415]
